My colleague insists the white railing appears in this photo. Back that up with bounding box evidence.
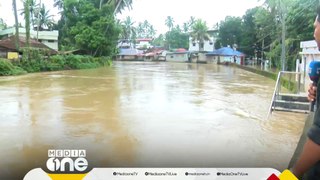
[267,71,302,119]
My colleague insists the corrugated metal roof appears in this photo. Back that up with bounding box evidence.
[0,35,57,54]
[119,48,143,55]
[206,47,244,56]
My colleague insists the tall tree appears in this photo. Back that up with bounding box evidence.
[120,16,135,40]
[12,0,20,50]
[165,16,174,31]
[54,0,63,10]
[24,0,31,48]
[99,0,132,14]
[188,16,196,28]
[190,19,210,51]
[264,0,294,70]
[0,18,7,30]
[34,4,54,30]
[20,0,39,29]
[165,26,188,49]
[217,16,242,48]
[63,0,120,56]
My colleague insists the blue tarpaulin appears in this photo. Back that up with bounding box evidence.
[206,47,244,56]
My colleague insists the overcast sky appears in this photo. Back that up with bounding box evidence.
[0,0,263,35]
[0,0,59,27]
[117,0,264,34]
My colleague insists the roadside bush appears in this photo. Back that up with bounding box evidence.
[65,55,82,69]
[49,55,66,67]
[2,52,113,76]
[0,59,26,76]
[95,56,113,66]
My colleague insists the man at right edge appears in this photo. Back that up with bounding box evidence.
[292,6,320,179]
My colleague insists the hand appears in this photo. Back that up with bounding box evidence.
[308,83,317,102]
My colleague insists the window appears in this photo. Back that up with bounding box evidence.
[209,42,213,45]
[48,40,55,43]
[192,43,196,46]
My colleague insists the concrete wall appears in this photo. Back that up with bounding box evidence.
[166,53,189,62]
[189,36,215,52]
[299,40,320,92]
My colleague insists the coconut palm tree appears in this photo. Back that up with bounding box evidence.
[34,4,54,30]
[190,19,210,52]
[0,19,7,30]
[12,0,19,50]
[148,25,156,38]
[20,0,39,29]
[53,0,63,10]
[165,16,174,31]
[99,0,132,13]
[120,16,135,40]
[24,0,31,48]
[188,16,196,27]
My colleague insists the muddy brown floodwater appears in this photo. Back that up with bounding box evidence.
[0,62,306,179]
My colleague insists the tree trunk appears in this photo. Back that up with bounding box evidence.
[12,0,19,50]
[37,0,41,40]
[25,0,31,48]
[99,0,104,9]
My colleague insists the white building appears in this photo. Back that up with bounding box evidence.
[298,40,320,91]
[135,38,153,49]
[0,27,59,51]
[188,29,218,52]
[117,39,134,49]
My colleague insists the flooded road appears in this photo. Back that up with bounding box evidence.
[0,62,306,179]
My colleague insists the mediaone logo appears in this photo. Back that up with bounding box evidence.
[46,149,88,173]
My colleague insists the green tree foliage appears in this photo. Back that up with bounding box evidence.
[134,20,156,38]
[20,0,39,29]
[215,0,315,70]
[165,26,189,49]
[153,34,165,47]
[165,16,174,31]
[0,18,7,30]
[34,4,55,30]
[217,16,242,48]
[61,0,120,56]
[190,19,210,51]
[120,16,135,40]
[240,8,258,56]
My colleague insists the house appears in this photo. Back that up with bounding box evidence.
[144,47,167,61]
[189,29,218,52]
[298,40,320,91]
[0,35,57,59]
[0,27,59,51]
[206,47,245,65]
[135,38,153,50]
[166,48,189,63]
[117,39,134,49]
[116,48,144,61]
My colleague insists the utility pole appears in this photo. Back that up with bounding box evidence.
[280,0,286,71]
[281,15,286,71]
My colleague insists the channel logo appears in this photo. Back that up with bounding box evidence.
[267,169,298,180]
[46,149,88,173]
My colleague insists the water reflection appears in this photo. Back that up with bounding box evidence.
[0,62,306,179]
